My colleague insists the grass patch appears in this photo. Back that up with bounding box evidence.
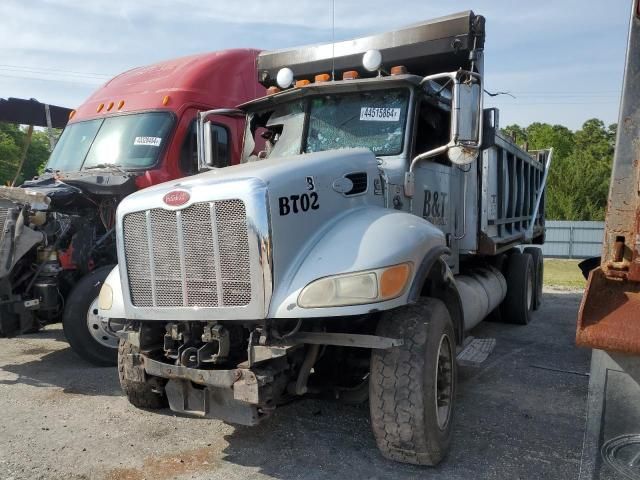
[544,259,586,289]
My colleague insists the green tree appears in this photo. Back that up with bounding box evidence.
[502,124,527,145]
[559,119,614,220]
[0,123,23,185]
[501,120,613,220]
[0,124,55,185]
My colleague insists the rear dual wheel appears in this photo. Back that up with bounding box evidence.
[501,252,535,325]
[523,247,544,310]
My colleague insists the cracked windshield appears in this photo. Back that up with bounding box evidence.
[305,89,409,155]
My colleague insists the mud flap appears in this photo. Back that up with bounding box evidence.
[577,267,640,354]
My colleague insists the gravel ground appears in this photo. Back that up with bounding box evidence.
[0,289,589,480]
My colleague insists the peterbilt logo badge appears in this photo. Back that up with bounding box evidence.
[163,190,190,206]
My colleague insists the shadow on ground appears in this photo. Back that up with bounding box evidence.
[0,324,121,396]
[216,291,590,480]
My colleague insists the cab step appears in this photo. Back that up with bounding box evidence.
[456,337,496,366]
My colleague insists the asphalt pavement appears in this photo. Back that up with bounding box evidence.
[0,289,589,480]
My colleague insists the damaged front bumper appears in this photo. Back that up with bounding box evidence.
[123,346,290,426]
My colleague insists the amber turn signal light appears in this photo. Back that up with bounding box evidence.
[380,263,411,299]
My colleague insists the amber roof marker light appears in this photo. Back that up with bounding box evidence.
[390,65,408,75]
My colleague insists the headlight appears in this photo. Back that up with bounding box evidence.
[298,263,412,308]
[98,283,113,310]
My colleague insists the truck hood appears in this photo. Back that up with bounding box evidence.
[116,147,388,319]
[126,147,378,197]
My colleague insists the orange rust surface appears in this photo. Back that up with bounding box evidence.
[577,267,640,354]
[104,447,220,480]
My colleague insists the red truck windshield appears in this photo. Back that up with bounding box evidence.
[46,112,174,172]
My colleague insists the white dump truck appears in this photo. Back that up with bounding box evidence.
[99,11,550,465]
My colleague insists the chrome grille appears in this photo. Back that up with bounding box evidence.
[123,200,252,308]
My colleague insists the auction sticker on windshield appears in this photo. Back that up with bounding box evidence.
[134,136,162,146]
[360,107,401,121]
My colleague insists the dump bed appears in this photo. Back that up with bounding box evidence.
[257,11,485,86]
[460,112,549,255]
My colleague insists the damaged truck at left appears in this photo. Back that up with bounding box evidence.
[0,50,263,365]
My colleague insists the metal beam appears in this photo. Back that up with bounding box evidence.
[280,331,403,349]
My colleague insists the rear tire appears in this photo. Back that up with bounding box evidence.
[118,339,168,409]
[501,252,534,325]
[523,247,543,310]
[369,298,457,466]
[62,266,118,366]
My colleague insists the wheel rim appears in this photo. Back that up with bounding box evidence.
[435,333,454,430]
[86,297,120,349]
[526,269,534,311]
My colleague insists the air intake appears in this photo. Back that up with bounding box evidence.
[345,173,368,195]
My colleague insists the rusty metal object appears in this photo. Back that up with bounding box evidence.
[576,3,640,354]
[577,267,640,354]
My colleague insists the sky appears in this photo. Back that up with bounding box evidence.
[0,0,633,131]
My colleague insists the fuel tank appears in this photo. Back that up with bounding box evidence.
[455,266,507,331]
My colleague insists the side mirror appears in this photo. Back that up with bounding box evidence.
[406,71,483,196]
[196,108,244,171]
[449,80,482,165]
[202,121,219,168]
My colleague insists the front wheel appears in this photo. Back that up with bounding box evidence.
[62,266,119,366]
[118,339,168,409]
[369,298,457,466]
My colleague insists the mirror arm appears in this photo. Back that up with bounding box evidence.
[405,69,483,198]
[404,143,453,197]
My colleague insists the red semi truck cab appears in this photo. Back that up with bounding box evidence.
[48,49,264,185]
[0,49,264,366]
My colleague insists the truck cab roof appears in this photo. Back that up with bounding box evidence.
[239,74,425,111]
[71,49,262,123]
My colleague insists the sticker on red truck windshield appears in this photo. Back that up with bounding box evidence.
[134,136,162,146]
[360,107,401,121]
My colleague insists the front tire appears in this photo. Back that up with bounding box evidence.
[118,339,168,409]
[369,298,457,466]
[62,266,118,366]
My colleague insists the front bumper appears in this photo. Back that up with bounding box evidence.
[123,349,288,426]
[144,356,265,425]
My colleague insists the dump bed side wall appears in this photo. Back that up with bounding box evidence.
[460,130,546,255]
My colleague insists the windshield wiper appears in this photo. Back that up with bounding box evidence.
[84,164,127,174]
